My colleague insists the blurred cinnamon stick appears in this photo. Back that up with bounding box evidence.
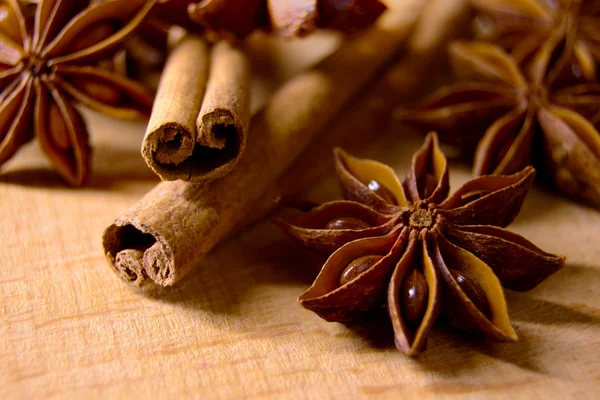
[142,37,251,182]
[238,0,473,233]
[103,2,426,287]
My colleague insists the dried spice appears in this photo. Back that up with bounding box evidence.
[156,0,387,40]
[276,133,564,356]
[472,0,600,79]
[0,0,155,186]
[397,26,600,208]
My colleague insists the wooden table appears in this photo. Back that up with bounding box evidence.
[2,6,600,399]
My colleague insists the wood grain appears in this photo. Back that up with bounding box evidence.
[2,4,600,400]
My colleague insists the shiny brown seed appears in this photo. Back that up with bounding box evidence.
[71,22,116,52]
[73,78,121,105]
[48,102,71,151]
[418,173,438,199]
[0,4,21,42]
[340,255,383,286]
[451,270,492,319]
[400,268,429,327]
[324,217,371,230]
[367,179,397,205]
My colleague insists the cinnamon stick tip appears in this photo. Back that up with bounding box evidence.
[102,221,176,287]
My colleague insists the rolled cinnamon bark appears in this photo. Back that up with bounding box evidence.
[142,37,251,182]
[103,4,425,287]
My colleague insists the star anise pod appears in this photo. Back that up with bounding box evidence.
[276,133,564,356]
[472,0,600,79]
[397,24,600,208]
[155,0,387,40]
[0,0,155,186]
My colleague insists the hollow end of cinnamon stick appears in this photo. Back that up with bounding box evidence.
[145,123,196,167]
[194,109,247,180]
[143,118,244,182]
[103,222,176,287]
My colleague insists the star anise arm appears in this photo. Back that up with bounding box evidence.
[537,105,600,207]
[397,42,526,138]
[471,0,551,54]
[471,0,550,26]
[404,132,449,204]
[438,166,535,227]
[449,41,527,86]
[388,231,441,356]
[438,220,565,291]
[573,42,597,82]
[41,0,157,64]
[0,76,34,166]
[35,79,90,186]
[552,83,600,128]
[299,227,407,322]
[472,104,534,175]
[32,0,89,53]
[432,232,518,342]
[334,147,409,212]
[0,34,24,67]
[0,0,27,47]
[395,82,518,134]
[526,20,569,87]
[0,66,24,97]
[274,200,397,255]
[51,65,153,119]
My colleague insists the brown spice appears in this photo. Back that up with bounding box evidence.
[397,27,600,208]
[0,0,155,186]
[275,133,565,356]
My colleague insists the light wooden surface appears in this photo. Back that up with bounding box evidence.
[2,10,600,400]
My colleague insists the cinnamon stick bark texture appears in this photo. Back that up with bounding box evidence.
[142,37,251,182]
[103,4,424,287]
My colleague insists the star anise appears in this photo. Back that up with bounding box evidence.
[276,133,564,356]
[0,0,155,186]
[155,0,387,40]
[397,25,600,208]
[472,0,600,79]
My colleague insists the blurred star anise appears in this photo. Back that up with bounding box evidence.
[472,0,600,79]
[155,0,387,40]
[0,0,155,186]
[276,133,564,356]
[397,27,600,208]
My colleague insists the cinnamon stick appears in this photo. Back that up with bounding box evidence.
[103,3,425,287]
[142,36,251,182]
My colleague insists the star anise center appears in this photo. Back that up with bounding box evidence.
[408,208,435,230]
[24,53,51,77]
[527,83,549,107]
